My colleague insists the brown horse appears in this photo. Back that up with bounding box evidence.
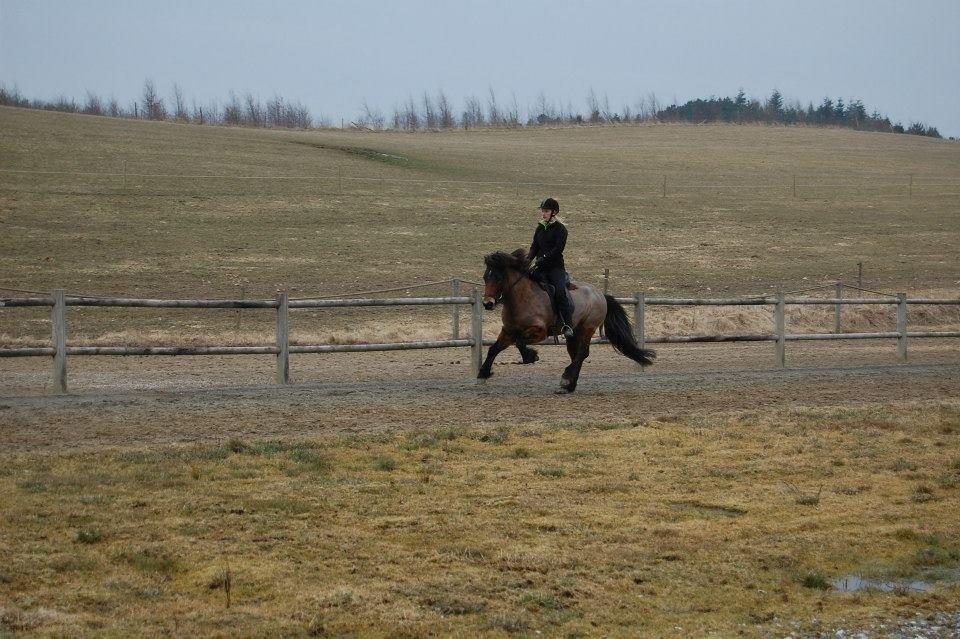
[480,249,656,392]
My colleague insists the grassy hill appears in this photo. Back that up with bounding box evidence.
[1,106,958,342]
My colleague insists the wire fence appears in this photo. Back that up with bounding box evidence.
[3,167,960,199]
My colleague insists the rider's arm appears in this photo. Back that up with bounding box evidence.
[538,225,567,262]
[528,231,541,260]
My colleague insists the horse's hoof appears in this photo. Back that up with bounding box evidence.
[521,353,540,364]
[555,387,574,394]
[477,370,493,379]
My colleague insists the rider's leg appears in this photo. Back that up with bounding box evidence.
[546,268,575,338]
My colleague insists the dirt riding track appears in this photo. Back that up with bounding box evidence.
[2,340,958,453]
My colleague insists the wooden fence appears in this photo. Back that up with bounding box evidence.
[1,286,958,394]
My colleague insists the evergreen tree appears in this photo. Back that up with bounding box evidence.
[766,89,783,122]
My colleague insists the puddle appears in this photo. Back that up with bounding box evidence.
[832,575,933,593]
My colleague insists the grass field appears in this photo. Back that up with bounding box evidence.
[1,403,958,636]
[2,108,959,636]
[1,106,958,346]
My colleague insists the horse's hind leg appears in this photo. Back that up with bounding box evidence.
[478,330,514,379]
[559,331,592,393]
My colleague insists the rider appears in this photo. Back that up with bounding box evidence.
[529,197,575,339]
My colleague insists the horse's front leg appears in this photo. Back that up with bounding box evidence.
[478,329,515,379]
[515,337,539,364]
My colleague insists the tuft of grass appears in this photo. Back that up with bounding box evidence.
[120,547,177,574]
[289,447,333,473]
[911,484,938,503]
[75,529,103,544]
[800,571,831,590]
[487,612,530,632]
[423,596,486,616]
[519,590,563,611]
[226,438,252,454]
[374,456,397,471]
[477,427,509,445]
[911,536,960,568]
[17,480,47,493]
[535,467,565,478]
[890,457,919,472]
[208,568,233,608]
[510,447,532,459]
[400,432,438,450]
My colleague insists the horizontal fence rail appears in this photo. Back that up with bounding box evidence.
[1,283,958,394]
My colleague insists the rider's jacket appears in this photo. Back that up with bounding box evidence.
[529,219,567,272]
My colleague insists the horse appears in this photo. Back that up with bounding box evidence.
[479,249,656,393]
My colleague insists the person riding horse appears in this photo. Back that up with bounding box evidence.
[529,197,575,339]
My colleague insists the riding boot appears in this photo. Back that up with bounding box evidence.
[559,296,575,339]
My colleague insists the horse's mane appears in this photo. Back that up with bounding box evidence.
[483,248,531,272]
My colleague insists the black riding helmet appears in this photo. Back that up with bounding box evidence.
[539,197,559,214]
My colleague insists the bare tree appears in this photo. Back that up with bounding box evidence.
[647,91,661,119]
[487,87,501,126]
[505,92,520,127]
[402,95,419,130]
[289,101,313,128]
[461,95,484,129]
[586,88,602,123]
[421,92,437,129]
[600,92,615,122]
[266,94,285,127]
[171,83,188,121]
[634,96,648,122]
[391,103,403,129]
[142,79,166,120]
[82,90,104,116]
[223,91,242,126]
[359,100,385,130]
[436,91,455,129]
[244,93,264,127]
[191,99,205,124]
[108,96,122,117]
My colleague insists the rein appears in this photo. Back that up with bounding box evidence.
[493,267,534,305]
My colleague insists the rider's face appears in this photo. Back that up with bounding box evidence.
[540,208,553,221]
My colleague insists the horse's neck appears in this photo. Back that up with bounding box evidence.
[505,271,548,307]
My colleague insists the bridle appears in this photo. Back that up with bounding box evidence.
[487,266,534,306]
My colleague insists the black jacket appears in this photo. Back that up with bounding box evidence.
[529,220,567,271]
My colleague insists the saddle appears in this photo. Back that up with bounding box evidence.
[536,272,577,336]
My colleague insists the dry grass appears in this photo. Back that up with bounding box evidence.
[1,403,958,636]
[1,106,958,345]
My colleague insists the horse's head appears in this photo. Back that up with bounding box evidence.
[482,249,530,309]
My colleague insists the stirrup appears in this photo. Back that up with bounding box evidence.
[561,324,575,339]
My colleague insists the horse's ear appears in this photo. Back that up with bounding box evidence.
[511,248,527,260]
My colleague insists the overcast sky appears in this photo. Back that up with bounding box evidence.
[2,0,958,136]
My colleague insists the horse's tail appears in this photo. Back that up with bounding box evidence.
[603,295,656,366]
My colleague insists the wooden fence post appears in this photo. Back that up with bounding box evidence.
[51,289,67,394]
[471,288,483,378]
[451,279,461,339]
[897,292,907,362]
[276,291,289,384]
[775,289,786,368]
[834,282,843,334]
[634,292,645,369]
